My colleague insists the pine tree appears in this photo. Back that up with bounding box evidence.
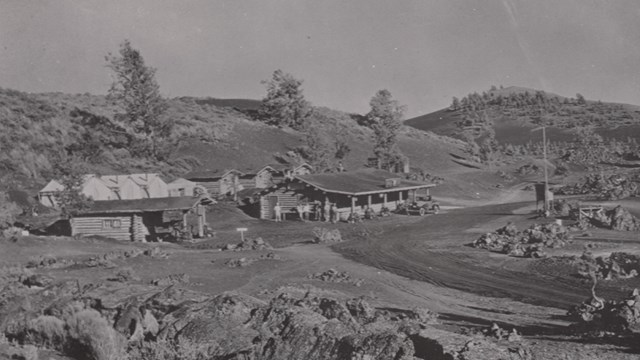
[106,40,170,159]
[259,70,311,130]
[366,90,406,171]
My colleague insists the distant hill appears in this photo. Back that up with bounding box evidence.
[187,97,262,112]
[405,86,640,145]
[0,88,471,200]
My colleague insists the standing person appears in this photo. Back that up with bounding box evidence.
[302,202,310,221]
[330,203,337,224]
[296,202,304,221]
[313,200,321,221]
[274,202,282,222]
[323,201,331,222]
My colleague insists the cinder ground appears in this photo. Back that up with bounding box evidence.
[4,182,640,359]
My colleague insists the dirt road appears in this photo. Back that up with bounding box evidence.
[334,202,593,309]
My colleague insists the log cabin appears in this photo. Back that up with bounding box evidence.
[184,169,243,197]
[167,178,198,197]
[254,169,435,220]
[70,196,215,242]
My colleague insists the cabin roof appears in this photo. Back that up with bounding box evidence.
[184,169,243,180]
[77,196,215,215]
[294,169,435,196]
[167,178,196,186]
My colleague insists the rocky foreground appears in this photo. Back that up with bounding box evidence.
[0,265,538,360]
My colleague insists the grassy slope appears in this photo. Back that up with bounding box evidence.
[2,88,489,203]
[405,86,640,145]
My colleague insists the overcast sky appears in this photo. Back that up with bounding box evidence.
[1,0,639,117]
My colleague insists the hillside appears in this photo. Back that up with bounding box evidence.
[0,88,473,203]
[405,86,640,145]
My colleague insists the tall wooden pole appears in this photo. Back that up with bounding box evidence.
[542,126,549,214]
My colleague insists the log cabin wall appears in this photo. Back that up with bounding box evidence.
[259,187,303,219]
[238,177,255,190]
[71,214,133,241]
[193,179,220,195]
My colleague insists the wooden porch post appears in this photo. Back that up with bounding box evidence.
[351,196,356,213]
[182,212,188,228]
[367,195,372,208]
[412,190,416,202]
[383,193,387,207]
[399,191,403,204]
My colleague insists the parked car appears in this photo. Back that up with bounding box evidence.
[398,195,440,216]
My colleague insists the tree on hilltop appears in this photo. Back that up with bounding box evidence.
[106,40,170,159]
[259,70,311,130]
[366,89,406,171]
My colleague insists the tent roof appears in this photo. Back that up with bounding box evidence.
[39,179,64,193]
[184,169,243,180]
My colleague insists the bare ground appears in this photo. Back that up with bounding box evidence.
[4,185,640,358]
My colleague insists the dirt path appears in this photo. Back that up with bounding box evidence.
[333,202,591,310]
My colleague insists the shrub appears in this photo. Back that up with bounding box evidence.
[0,265,33,284]
[65,309,126,360]
[128,337,208,360]
[27,315,65,349]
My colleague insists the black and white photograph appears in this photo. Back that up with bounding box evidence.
[1,1,640,359]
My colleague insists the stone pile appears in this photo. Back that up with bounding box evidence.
[308,268,364,287]
[577,251,640,280]
[222,237,273,251]
[226,257,257,268]
[473,222,572,258]
[312,227,343,243]
[568,288,640,335]
[557,172,640,200]
[484,323,522,342]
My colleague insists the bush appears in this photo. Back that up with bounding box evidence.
[65,309,126,360]
[27,315,66,349]
[0,265,33,284]
[128,337,208,360]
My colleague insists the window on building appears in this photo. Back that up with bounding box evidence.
[178,188,185,196]
[102,219,122,229]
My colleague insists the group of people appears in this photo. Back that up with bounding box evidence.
[272,200,339,223]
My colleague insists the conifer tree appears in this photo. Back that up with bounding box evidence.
[106,40,170,158]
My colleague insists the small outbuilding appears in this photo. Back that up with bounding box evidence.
[254,169,436,220]
[167,178,199,197]
[70,196,215,242]
[184,169,243,197]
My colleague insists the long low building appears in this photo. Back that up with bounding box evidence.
[71,196,215,242]
[253,169,436,220]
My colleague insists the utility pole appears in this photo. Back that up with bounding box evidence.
[532,126,550,216]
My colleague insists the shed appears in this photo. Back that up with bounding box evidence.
[71,196,215,242]
[168,178,198,197]
[38,179,64,207]
[255,169,435,220]
[184,169,243,197]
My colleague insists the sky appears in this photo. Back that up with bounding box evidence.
[1,0,640,118]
